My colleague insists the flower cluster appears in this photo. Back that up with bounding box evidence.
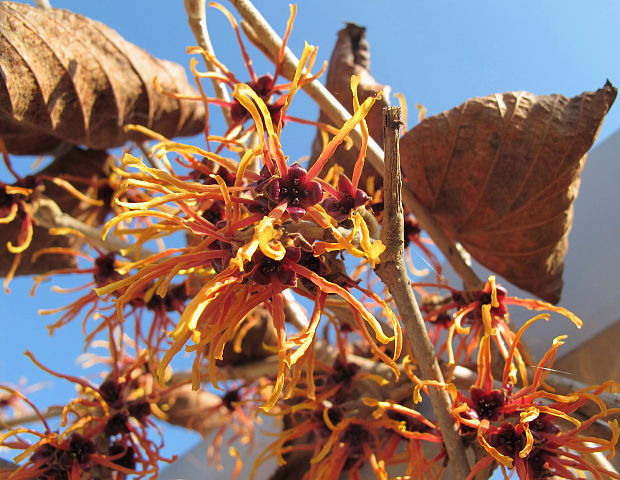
[1,3,618,480]
[441,280,620,480]
[87,3,397,417]
[0,340,174,479]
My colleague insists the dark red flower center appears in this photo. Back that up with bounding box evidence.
[321,174,368,221]
[327,358,360,390]
[105,412,130,437]
[470,387,505,421]
[230,74,283,125]
[488,423,525,457]
[403,215,421,246]
[146,283,187,312]
[249,247,300,287]
[222,389,241,412]
[60,434,95,470]
[109,443,136,470]
[99,380,123,408]
[127,400,151,422]
[94,253,121,288]
[342,424,370,448]
[255,164,322,220]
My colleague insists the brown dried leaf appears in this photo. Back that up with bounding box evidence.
[268,451,312,480]
[158,383,229,437]
[219,307,277,366]
[400,83,617,303]
[309,23,388,186]
[0,147,112,277]
[0,2,205,155]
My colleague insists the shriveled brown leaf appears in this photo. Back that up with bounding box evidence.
[309,23,388,186]
[219,307,277,366]
[0,2,204,155]
[0,147,112,277]
[268,451,311,480]
[400,82,617,303]
[158,383,229,437]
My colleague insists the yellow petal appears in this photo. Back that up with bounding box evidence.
[353,212,385,268]
[231,217,285,270]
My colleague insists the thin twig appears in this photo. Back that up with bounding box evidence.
[374,107,470,480]
[31,197,142,260]
[170,340,396,386]
[544,373,620,420]
[184,0,233,126]
[1,405,63,429]
[229,0,481,289]
[137,142,167,172]
[543,373,620,469]
[282,289,309,330]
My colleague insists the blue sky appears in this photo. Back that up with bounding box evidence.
[2,0,620,474]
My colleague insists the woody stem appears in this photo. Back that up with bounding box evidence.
[184,0,233,126]
[32,197,146,260]
[375,106,471,480]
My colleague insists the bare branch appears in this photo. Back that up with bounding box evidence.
[137,142,167,172]
[374,106,471,480]
[544,373,620,419]
[31,197,143,260]
[184,0,233,126]
[1,405,62,429]
[282,289,309,330]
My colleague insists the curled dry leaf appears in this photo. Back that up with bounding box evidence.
[400,82,617,303]
[0,147,112,277]
[0,2,205,155]
[309,23,389,187]
[268,451,312,480]
[158,383,229,437]
[219,307,277,366]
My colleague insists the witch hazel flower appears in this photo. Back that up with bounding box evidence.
[440,287,620,480]
[0,345,172,480]
[92,25,394,415]
[255,163,323,221]
[186,2,339,151]
[417,276,582,369]
[321,173,369,222]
